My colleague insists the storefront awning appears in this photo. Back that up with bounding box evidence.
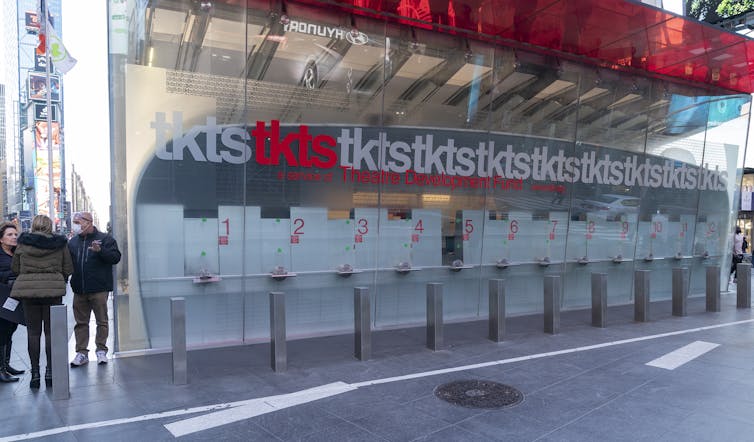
[279,0,754,94]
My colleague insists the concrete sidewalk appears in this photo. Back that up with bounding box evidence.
[2,292,754,441]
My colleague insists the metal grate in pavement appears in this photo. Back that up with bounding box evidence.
[434,380,523,409]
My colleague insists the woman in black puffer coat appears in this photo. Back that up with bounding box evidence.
[11,215,73,389]
[0,222,22,382]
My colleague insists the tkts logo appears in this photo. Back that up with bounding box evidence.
[150,112,728,192]
[151,112,337,167]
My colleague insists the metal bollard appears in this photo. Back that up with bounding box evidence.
[170,297,187,385]
[488,279,506,342]
[737,263,752,309]
[634,270,650,322]
[544,275,561,334]
[354,287,371,361]
[270,292,286,372]
[50,305,69,400]
[426,283,443,351]
[672,267,689,317]
[706,266,721,312]
[591,273,607,328]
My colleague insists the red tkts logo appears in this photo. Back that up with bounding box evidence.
[152,112,337,168]
[252,120,337,168]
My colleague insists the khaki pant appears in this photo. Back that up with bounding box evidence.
[73,292,109,353]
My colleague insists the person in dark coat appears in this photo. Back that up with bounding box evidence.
[68,212,120,367]
[0,222,22,382]
[11,215,73,389]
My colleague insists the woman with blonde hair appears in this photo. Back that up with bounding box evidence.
[11,215,72,389]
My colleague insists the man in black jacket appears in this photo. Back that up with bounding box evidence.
[68,212,121,366]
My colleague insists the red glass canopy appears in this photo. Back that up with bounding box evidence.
[276,0,754,94]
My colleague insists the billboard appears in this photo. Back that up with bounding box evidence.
[34,53,53,72]
[28,72,60,102]
[33,103,58,122]
[664,94,748,135]
[25,11,40,34]
[25,11,54,34]
[34,121,62,224]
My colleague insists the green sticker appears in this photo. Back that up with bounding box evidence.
[277,247,282,253]
[276,218,280,223]
[345,246,351,251]
[201,251,206,257]
[404,243,408,248]
[202,218,207,222]
[346,220,350,224]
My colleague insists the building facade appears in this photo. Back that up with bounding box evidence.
[15,0,66,230]
[109,0,753,352]
[0,3,19,220]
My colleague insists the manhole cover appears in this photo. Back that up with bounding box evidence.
[434,380,523,409]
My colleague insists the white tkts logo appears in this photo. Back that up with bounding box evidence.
[284,20,368,45]
[150,112,728,192]
[151,112,251,164]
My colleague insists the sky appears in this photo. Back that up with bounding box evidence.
[60,0,110,226]
[664,0,684,15]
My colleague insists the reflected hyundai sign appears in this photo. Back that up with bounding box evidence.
[283,19,368,45]
[150,111,728,192]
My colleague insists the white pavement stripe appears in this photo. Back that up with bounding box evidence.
[164,382,356,437]
[646,341,720,370]
[2,318,754,441]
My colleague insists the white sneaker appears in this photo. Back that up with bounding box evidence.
[96,350,108,365]
[70,352,88,367]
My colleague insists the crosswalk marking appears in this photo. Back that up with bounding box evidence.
[646,341,719,370]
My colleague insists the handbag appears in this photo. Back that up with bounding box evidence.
[0,283,25,325]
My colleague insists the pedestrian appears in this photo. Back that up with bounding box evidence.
[0,222,23,382]
[730,226,744,284]
[68,212,121,367]
[10,215,73,388]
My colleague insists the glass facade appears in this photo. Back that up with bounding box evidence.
[109,0,751,352]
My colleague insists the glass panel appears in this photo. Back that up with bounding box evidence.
[110,0,752,352]
[119,0,250,349]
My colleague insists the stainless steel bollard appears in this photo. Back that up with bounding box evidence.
[634,270,650,322]
[672,267,689,317]
[591,273,607,328]
[737,263,752,309]
[706,266,721,312]
[488,279,506,342]
[354,287,371,361]
[50,305,69,400]
[170,297,187,385]
[270,292,286,372]
[544,275,561,334]
[426,283,443,351]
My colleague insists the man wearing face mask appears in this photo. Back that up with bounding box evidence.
[68,212,121,367]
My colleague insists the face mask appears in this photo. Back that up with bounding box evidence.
[72,223,82,234]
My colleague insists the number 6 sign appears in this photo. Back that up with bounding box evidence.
[508,219,518,240]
